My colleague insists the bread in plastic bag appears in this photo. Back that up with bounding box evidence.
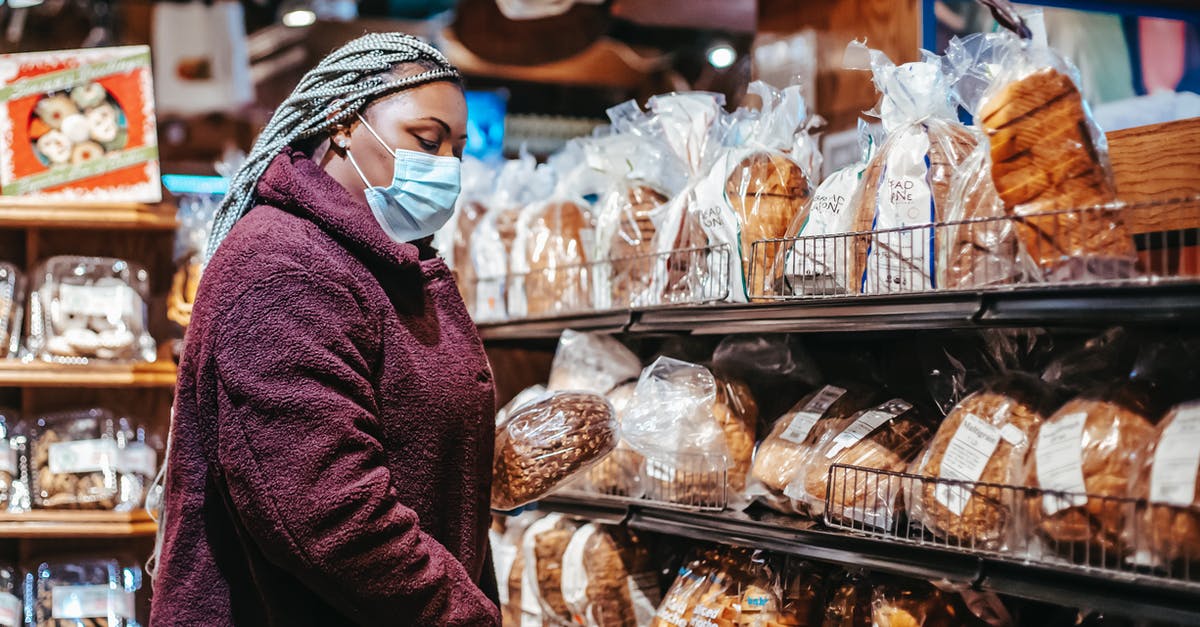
[650,550,722,627]
[751,383,877,514]
[560,523,660,627]
[446,157,495,313]
[492,392,618,510]
[523,513,579,626]
[788,398,935,527]
[28,557,141,626]
[1024,384,1159,561]
[31,408,131,511]
[1136,399,1200,569]
[492,510,544,626]
[547,330,642,395]
[27,256,156,364]
[585,382,644,497]
[0,263,23,358]
[777,560,827,626]
[821,570,873,627]
[871,579,968,627]
[908,374,1057,548]
[497,385,550,433]
[688,550,784,627]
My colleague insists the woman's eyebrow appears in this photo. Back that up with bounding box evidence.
[420,116,451,134]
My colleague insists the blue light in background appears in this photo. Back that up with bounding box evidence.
[464,90,507,162]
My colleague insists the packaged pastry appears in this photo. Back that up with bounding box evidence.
[560,524,660,627]
[27,557,141,626]
[776,561,826,627]
[27,256,156,364]
[820,570,872,627]
[689,550,785,627]
[523,514,579,626]
[788,399,935,527]
[908,375,1057,548]
[843,43,979,294]
[546,330,642,395]
[0,263,23,359]
[445,157,494,312]
[750,384,877,514]
[972,31,1136,281]
[1025,385,1159,561]
[870,580,965,627]
[622,357,758,509]
[31,408,130,510]
[492,392,618,510]
[651,552,721,627]
[585,382,645,497]
[1135,399,1200,567]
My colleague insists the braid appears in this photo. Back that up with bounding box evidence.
[205,32,460,259]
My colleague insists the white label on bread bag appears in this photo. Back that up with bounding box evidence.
[49,439,119,475]
[779,385,847,444]
[119,443,156,477]
[0,591,19,627]
[51,585,133,619]
[783,164,862,295]
[862,127,935,294]
[934,413,1003,516]
[490,529,516,607]
[1036,411,1090,514]
[825,399,912,459]
[559,524,594,622]
[1150,401,1200,506]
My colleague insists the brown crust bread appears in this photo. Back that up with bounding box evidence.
[725,152,813,296]
[662,199,713,304]
[492,393,617,510]
[524,200,593,316]
[1138,403,1200,566]
[586,383,644,496]
[847,150,887,293]
[578,527,656,627]
[506,551,526,626]
[534,525,576,624]
[610,185,666,307]
[452,200,488,312]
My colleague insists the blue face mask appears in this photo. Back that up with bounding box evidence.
[345,113,461,244]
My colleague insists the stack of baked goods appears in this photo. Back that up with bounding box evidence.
[561,523,660,627]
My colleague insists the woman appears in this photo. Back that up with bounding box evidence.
[151,34,500,626]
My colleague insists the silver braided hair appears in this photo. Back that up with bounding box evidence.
[205,32,460,259]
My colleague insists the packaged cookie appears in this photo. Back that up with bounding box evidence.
[908,375,1058,548]
[26,557,141,627]
[751,383,877,514]
[788,399,935,527]
[560,524,660,627]
[492,392,618,510]
[546,330,642,395]
[27,256,156,364]
[523,514,579,626]
[31,408,127,510]
[0,264,23,359]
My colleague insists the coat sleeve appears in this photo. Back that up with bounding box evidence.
[211,269,500,626]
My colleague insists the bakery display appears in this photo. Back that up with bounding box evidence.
[560,524,659,627]
[908,375,1057,548]
[0,263,22,359]
[1137,399,1200,568]
[546,330,642,395]
[28,557,140,627]
[492,392,618,510]
[26,256,156,364]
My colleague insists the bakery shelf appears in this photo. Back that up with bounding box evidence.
[476,310,632,341]
[0,510,156,538]
[0,360,177,388]
[0,200,179,230]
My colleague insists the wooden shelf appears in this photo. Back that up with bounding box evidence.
[0,200,178,230]
[0,510,156,538]
[0,360,177,388]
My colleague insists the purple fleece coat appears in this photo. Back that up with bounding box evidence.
[150,147,500,626]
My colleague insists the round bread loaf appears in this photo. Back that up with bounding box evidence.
[725,152,813,296]
[1139,400,1200,567]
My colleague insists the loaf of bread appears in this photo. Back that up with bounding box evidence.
[1135,399,1200,567]
[523,200,593,316]
[493,393,617,510]
[752,384,877,509]
[609,185,666,308]
[561,524,659,627]
[506,552,527,626]
[799,399,935,526]
[846,152,887,293]
[586,383,644,497]
[452,199,488,312]
[909,376,1057,547]
[661,206,713,305]
[725,151,813,297]
[546,330,642,395]
[979,67,1135,280]
[650,553,719,627]
[939,144,1025,289]
[1026,386,1159,561]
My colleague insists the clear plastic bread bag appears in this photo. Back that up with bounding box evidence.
[522,513,579,627]
[27,256,156,364]
[546,329,642,395]
[651,550,722,627]
[583,382,644,498]
[0,263,23,359]
[687,549,783,627]
[786,398,936,529]
[496,384,550,433]
[841,41,981,295]
[27,557,142,627]
[750,383,877,515]
[30,408,132,511]
[1134,398,1200,571]
[960,17,1136,282]
[439,157,495,313]
[560,523,660,627]
[686,81,820,300]
[491,510,543,626]
[509,141,600,318]
[492,392,618,510]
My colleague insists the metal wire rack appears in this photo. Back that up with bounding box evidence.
[555,448,729,512]
[474,243,731,321]
[823,463,1200,590]
[749,196,1200,301]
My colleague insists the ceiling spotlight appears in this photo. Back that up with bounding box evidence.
[706,42,737,70]
[281,7,317,27]
[7,0,45,8]
[278,0,355,28]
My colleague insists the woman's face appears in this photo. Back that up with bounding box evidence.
[339,79,467,192]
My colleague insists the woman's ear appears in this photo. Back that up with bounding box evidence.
[330,126,353,154]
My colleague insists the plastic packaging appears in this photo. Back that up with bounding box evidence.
[27,257,156,364]
[492,510,543,626]
[492,392,618,510]
[30,408,130,511]
[0,563,19,627]
[870,579,968,627]
[788,399,935,527]
[445,157,495,313]
[26,557,142,627]
[1137,399,1200,569]
[0,264,23,359]
[115,416,162,510]
[560,523,660,627]
[0,409,18,514]
[750,383,877,514]
[585,382,644,498]
[778,559,827,626]
[546,330,642,395]
[523,513,579,626]
[496,385,550,433]
[908,374,1057,548]
[688,550,784,627]
[650,551,721,627]
[821,570,873,627]
[843,42,980,294]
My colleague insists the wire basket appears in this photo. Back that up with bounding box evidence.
[823,463,1200,589]
[555,448,729,512]
[474,243,731,321]
[749,196,1200,301]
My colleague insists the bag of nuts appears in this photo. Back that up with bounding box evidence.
[31,408,128,510]
[28,557,141,627]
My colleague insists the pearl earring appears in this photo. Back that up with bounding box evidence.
[336,138,348,148]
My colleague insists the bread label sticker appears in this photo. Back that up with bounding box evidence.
[1036,411,1089,514]
[862,127,935,294]
[51,585,133,619]
[119,443,156,477]
[49,438,119,475]
[0,591,19,627]
[935,413,1003,515]
[779,385,847,443]
[1149,401,1200,506]
[826,399,912,459]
